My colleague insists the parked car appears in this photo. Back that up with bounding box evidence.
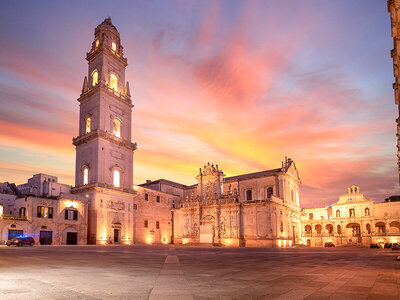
[384,243,392,249]
[370,243,380,248]
[324,242,335,248]
[392,243,400,251]
[6,236,35,247]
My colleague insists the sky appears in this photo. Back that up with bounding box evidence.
[0,0,398,207]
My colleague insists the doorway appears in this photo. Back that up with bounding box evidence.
[40,231,53,245]
[114,229,119,243]
[66,232,78,245]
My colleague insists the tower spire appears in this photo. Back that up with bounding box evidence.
[82,76,88,94]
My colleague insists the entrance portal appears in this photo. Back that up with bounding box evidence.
[200,215,215,243]
[114,229,119,243]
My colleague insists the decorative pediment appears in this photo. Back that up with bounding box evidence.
[285,160,301,183]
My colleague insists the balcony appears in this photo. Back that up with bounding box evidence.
[1,215,27,221]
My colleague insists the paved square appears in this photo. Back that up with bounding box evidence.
[0,245,399,299]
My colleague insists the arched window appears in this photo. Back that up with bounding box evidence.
[83,166,89,185]
[113,118,121,137]
[91,70,98,86]
[267,187,273,198]
[365,208,370,216]
[336,210,340,218]
[113,169,120,187]
[111,41,117,52]
[85,116,91,134]
[109,73,118,91]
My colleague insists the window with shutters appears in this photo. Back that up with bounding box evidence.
[65,209,78,220]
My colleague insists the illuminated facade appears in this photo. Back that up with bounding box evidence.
[0,192,88,245]
[72,18,137,245]
[143,158,302,247]
[301,186,400,247]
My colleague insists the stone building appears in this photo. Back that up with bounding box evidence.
[17,174,71,198]
[301,185,400,247]
[142,158,302,247]
[0,192,88,245]
[71,18,174,245]
[388,0,400,181]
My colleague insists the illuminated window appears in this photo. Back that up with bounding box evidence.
[91,70,98,86]
[83,167,89,185]
[0,205,3,216]
[95,40,99,47]
[37,206,53,218]
[111,42,116,52]
[113,118,121,137]
[109,73,118,91]
[113,169,120,187]
[85,117,91,134]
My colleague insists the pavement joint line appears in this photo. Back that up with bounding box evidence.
[148,253,194,300]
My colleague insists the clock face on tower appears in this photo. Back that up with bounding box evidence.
[347,197,354,202]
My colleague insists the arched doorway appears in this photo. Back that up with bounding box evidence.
[325,224,333,235]
[346,223,361,244]
[304,225,312,235]
[200,215,215,243]
[375,222,386,234]
[315,224,322,234]
[390,221,400,234]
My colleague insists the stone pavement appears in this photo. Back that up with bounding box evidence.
[0,245,399,299]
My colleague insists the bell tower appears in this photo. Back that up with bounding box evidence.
[72,18,136,244]
[73,18,136,190]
